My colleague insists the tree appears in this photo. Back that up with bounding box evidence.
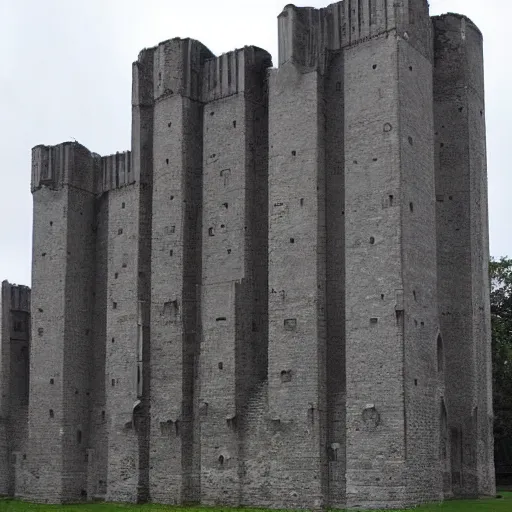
[490,257,512,443]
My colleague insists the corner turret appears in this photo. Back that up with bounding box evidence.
[31,142,99,194]
[277,0,432,72]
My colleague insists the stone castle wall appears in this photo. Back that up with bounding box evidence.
[0,282,30,498]
[0,1,495,509]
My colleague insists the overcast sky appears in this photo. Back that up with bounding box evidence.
[0,0,508,286]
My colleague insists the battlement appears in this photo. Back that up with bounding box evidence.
[202,46,272,102]
[278,0,431,72]
[97,152,133,194]
[134,38,271,104]
[431,13,482,38]
[31,142,97,194]
[432,12,484,97]
[150,38,214,102]
[431,12,483,40]
[31,143,134,195]
[1,281,30,313]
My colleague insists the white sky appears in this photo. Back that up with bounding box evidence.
[0,0,508,286]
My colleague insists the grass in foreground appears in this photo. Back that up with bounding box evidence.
[1,493,511,512]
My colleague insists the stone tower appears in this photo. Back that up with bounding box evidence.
[0,0,495,509]
[0,281,30,497]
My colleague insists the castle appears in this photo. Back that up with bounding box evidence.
[0,0,496,509]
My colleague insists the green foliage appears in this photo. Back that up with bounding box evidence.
[490,258,512,442]
[1,494,511,512]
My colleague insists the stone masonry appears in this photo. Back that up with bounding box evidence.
[0,1,495,509]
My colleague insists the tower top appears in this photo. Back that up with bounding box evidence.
[278,0,433,71]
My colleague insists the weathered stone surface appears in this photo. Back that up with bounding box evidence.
[0,1,495,509]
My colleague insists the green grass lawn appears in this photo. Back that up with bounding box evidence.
[1,493,511,512]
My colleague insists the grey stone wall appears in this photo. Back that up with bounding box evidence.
[324,48,346,509]
[104,182,141,503]
[27,144,96,503]
[343,33,408,508]
[433,13,495,498]
[0,282,30,497]
[88,192,109,500]
[149,38,210,504]
[199,45,270,506]
[0,282,11,495]
[398,35,440,505]
[266,62,327,510]
[8,1,495,509]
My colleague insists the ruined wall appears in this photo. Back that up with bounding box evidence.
[0,282,30,497]
[433,13,495,498]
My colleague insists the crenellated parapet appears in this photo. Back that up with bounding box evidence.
[133,48,155,108]
[432,13,484,97]
[278,0,431,72]
[134,38,271,105]
[98,152,133,194]
[31,143,134,195]
[31,142,98,194]
[1,281,30,313]
[150,38,214,102]
[432,12,482,38]
[201,46,272,102]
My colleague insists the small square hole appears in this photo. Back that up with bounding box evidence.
[284,318,297,331]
